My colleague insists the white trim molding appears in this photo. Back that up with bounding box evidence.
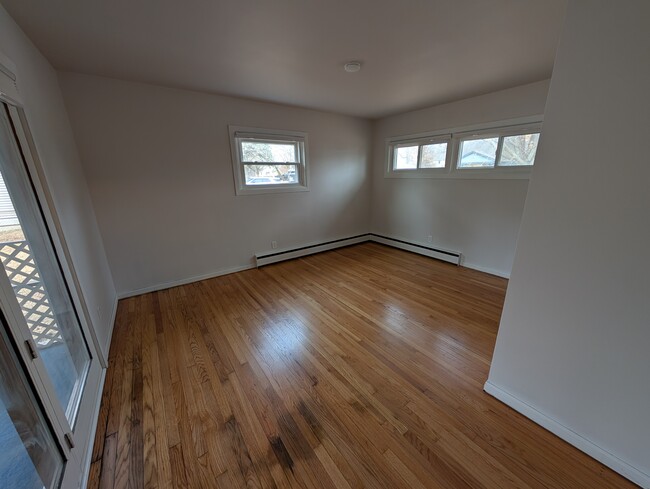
[0,51,21,106]
[484,381,650,489]
[117,264,255,299]
[460,261,510,279]
[79,368,107,489]
[101,292,119,360]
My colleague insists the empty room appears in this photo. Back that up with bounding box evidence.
[0,0,648,488]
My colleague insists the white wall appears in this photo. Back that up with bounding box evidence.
[58,73,372,297]
[487,0,650,486]
[0,5,116,358]
[370,80,549,277]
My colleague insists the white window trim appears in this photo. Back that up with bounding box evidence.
[388,134,452,173]
[229,125,309,195]
[385,115,543,180]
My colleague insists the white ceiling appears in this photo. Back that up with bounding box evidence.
[1,0,567,118]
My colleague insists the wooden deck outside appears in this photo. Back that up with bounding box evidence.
[88,243,635,489]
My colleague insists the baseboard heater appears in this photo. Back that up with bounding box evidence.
[255,233,461,267]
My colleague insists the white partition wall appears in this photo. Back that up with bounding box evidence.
[486,1,650,486]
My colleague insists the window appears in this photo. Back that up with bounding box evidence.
[394,145,419,169]
[499,133,540,166]
[420,142,448,168]
[457,130,540,170]
[458,136,499,168]
[229,126,308,195]
[0,321,65,489]
[385,118,542,179]
[389,136,451,172]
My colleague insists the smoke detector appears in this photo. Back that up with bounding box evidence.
[344,61,362,73]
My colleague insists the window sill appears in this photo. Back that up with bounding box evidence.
[234,184,310,196]
[385,168,532,180]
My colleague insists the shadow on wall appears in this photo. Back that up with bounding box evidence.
[251,156,370,255]
[375,177,528,276]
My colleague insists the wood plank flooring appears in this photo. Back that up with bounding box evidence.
[88,243,635,489]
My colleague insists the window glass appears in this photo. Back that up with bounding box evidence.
[394,145,418,170]
[244,165,299,185]
[420,143,447,168]
[499,133,540,166]
[0,321,64,489]
[240,141,297,163]
[458,137,499,168]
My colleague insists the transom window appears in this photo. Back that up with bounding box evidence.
[386,119,542,179]
[457,132,540,169]
[391,136,451,171]
[500,133,540,166]
[229,126,308,195]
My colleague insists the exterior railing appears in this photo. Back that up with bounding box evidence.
[0,240,62,347]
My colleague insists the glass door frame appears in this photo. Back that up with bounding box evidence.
[0,308,66,489]
[1,97,106,488]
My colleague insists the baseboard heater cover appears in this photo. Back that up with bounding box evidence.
[369,234,461,266]
[255,235,369,267]
[255,234,461,267]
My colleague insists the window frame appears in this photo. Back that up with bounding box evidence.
[385,116,543,180]
[388,134,452,173]
[456,132,502,170]
[456,124,542,173]
[229,126,309,195]
[495,129,541,169]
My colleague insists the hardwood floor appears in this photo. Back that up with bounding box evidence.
[88,243,635,489]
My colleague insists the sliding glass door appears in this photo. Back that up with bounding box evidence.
[0,99,101,488]
[0,314,65,489]
[0,108,90,426]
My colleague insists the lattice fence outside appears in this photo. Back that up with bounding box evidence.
[0,240,62,348]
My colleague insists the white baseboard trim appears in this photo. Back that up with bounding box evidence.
[80,367,107,489]
[369,234,461,266]
[484,381,649,488]
[100,293,119,362]
[461,261,510,279]
[117,264,255,299]
[255,234,370,267]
